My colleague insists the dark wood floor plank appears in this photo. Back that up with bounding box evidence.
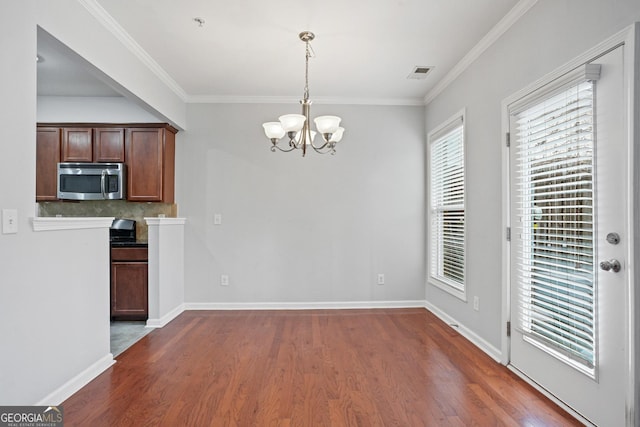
[62,309,581,426]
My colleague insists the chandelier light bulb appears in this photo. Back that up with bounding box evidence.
[278,114,306,132]
[295,129,317,145]
[262,122,285,140]
[329,127,345,143]
[314,116,341,134]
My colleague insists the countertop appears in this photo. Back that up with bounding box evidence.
[110,241,148,248]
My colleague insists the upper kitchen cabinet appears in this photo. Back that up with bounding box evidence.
[36,123,177,203]
[61,128,92,162]
[61,127,124,162]
[94,128,125,162]
[125,125,176,203]
[36,127,61,201]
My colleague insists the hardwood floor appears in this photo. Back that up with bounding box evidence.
[63,309,581,426]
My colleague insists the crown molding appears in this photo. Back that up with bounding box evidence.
[423,0,538,105]
[78,0,188,102]
[81,0,535,108]
[186,94,426,106]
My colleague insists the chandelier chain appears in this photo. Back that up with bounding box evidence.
[303,41,311,101]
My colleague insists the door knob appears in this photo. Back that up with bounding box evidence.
[600,259,621,273]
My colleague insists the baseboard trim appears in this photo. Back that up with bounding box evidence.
[423,300,503,363]
[35,353,115,405]
[184,300,426,311]
[146,303,185,328]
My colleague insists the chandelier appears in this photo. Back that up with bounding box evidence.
[262,31,344,156]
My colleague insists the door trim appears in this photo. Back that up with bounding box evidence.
[500,23,639,426]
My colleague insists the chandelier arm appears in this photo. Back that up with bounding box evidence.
[270,144,297,153]
[309,137,333,151]
[310,144,336,155]
[311,142,336,154]
[310,141,328,150]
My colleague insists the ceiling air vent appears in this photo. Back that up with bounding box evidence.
[407,66,433,80]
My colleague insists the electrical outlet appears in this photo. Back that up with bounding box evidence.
[377,273,385,285]
[473,296,480,311]
[220,274,229,286]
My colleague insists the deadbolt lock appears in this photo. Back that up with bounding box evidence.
[606,232,620,245]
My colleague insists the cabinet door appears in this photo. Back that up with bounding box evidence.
[126,128,164,201]
[94,128,124,162]
[36,127,61,201]
[111,262,148,319]
[61,128,92,162]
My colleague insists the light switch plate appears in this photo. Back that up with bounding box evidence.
[2,209,18,234]
[214,213,222,225]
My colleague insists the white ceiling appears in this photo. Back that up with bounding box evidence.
[37,0,525,105]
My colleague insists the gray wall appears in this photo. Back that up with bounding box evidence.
[178,103,426,305]
[425,0,640,350]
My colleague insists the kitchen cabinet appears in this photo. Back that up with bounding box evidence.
[111,246,148,320]
[61,128,92,162]
[126,126,176,203]
[36,127,61,201]
[36,123,177,203]
[61,127,124,163]
[93,128,125,162]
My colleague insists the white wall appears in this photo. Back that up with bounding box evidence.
[424,0,640,351]
[0,1,112,405]
[36,0,186,130]
[178,103,425,305]
[146,218,185,326]
[0,0,187,405]
[37,96,162,123]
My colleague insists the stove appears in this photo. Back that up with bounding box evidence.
[110,218,137,246]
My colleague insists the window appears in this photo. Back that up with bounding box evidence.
[429,113,465,298]
[511,66,599,374]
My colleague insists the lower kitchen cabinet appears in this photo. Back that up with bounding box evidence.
[111,247,148,320]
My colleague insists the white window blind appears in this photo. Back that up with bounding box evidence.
[513,77,597,373]
[430,117,465,293]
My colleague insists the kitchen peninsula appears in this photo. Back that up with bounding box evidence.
[33,121,185,328]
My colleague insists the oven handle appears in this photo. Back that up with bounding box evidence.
[101,169,107,199]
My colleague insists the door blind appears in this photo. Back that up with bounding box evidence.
[513,80,596,372]
[430,120,465,289]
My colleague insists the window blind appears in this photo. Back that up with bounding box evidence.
[430,119,465,290]
[513,79,596,371]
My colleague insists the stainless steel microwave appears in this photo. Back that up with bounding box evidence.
[57,162,126,200]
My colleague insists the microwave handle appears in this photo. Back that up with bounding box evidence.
[101,169,107,199]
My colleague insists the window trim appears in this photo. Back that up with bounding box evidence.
[427,109,467,301]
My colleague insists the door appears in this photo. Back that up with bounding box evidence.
[508,46,627,426]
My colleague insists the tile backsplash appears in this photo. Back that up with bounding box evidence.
[38,200,177,241]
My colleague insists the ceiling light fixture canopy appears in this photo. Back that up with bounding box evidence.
[262,31,344,156]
